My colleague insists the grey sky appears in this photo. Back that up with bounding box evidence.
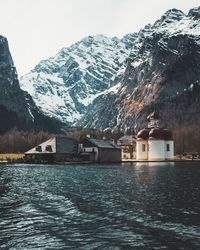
[0,0,199,76]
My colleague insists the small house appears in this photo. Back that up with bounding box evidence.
[81,137,121,163]
[25,136,79,163]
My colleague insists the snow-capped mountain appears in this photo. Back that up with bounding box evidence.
[20,7,200,130]
[20,34,136,124]
[78,7,200,129]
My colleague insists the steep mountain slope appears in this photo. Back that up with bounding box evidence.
[0,35,34,133]
[20,34,136,124]
[20,7,200,131]
[78,7,200,130]
[0,35,63,134]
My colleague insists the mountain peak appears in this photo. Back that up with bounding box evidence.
[164,8,185,16]
[20,33,132,124]
[0,35,6,42]
[153,8,185,27]
[82,34,117,44]
[19,7,200,130]
[188,6,200,20]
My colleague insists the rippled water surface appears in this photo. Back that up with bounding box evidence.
[0,162,200,249]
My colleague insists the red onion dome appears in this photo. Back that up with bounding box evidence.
[149,128,173,140]
[162,129,173,140]
[147,112,159,122]
[137,128,150,140]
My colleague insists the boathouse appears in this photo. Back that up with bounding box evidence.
[81,137,121,162]
[25,136,79,163]
[136,112,174,161]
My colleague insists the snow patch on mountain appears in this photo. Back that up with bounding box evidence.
[20,34,136,124]
[20,6,200,128]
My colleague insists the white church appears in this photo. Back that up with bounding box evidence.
[136,112,174,161]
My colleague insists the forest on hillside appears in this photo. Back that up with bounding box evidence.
[0,127,124,153]
[0,125,199,156]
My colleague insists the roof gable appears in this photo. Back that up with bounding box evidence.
[25,136,78,154]
[82,138,119,149]
[25,137,56,154]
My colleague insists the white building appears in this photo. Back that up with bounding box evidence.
[136,112,174,161]
[117,135,136,159]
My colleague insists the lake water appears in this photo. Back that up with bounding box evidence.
[0,162,200,250]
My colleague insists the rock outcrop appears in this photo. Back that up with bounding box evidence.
[78,7,200,130]
[0,36,63,134]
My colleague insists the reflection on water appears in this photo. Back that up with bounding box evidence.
[0,162,200,249]
[134,162,175,167]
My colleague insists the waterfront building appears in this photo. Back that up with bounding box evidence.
[136,112,174,161]
[25,136,79,163]
[81,137,121,162]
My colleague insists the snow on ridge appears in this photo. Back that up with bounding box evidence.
[78,82,121,108]
[20,33,131,124]
[131,60,143,68]
[71,53,88,70]
[106,82,121,94]
[155,14,200,36]
[124,10,200,72]
[20,8,200,125]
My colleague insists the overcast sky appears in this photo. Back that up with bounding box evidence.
[0,0,199,76]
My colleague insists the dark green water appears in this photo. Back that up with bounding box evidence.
[0,162,200,250]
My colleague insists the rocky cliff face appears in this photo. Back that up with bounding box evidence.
[20,34,136,124]
[0,36,63,134]
[78,7,200,130]
[20,7,200,131]
[0,35,33,133]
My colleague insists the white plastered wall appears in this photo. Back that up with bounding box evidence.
[136,140,148,160]
[148,140,165,160]
[165,140,174,160]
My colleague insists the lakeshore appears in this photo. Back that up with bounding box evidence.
[0,152,200,165]
[0,158,200,165]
